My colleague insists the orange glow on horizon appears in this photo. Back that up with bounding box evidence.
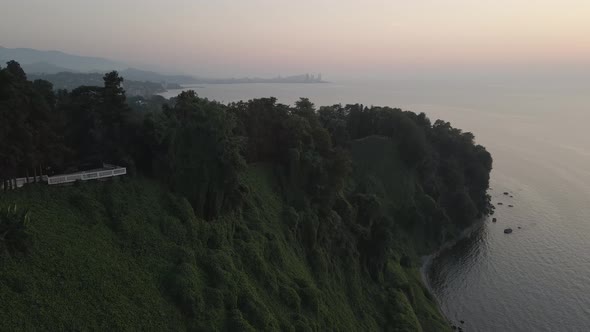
[0,0,588,76]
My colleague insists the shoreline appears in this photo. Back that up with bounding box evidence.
[420,217,487,327]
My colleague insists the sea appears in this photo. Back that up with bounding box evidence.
[161,78,590,331]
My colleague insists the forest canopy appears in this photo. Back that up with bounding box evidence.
[0,61,492,331]
[0,60,492,229]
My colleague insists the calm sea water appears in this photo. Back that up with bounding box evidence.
[162,79,590,331]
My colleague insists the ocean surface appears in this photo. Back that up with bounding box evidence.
[162,79,590,331]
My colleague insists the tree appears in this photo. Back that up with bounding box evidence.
[61,85,104,165]
[0,62,64,181]
[5,61,26,81]
[99,71,132,165]
[156,91,245,219]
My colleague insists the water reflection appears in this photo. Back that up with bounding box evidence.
[428,223,489,293]
[162,81,590,330]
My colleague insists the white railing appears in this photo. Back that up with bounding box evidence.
[1,165,127,190]
[47,167,127,185]
[0,176,47,190]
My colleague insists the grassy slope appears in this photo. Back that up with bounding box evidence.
[0,180,182,330]
[350,136,450,331]
[0,155,449,331]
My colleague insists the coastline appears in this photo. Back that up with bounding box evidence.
[420,217,487,327]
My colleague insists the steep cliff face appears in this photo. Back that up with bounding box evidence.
[0,163,450,331]
[0,63,491,331]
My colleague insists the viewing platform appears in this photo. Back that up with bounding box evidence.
[46,164,127,185]
[1,164,127,190]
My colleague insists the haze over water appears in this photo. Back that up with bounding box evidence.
[3,0,590,329]
[163,79,590,331]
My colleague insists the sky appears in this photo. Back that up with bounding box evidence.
[1,0,589,78]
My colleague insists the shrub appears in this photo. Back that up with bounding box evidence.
[299,286,321,314]
[0,205,31,256]
[162,263,204,317]
[171,246,196,265]
[299,211,319,251]
[68,192,103,225]
[204,287,224,308]
[279,284,301,311]
[228,309,256,332]
[384,260,409,289]
[400,255,412,268]
[292,314,313,332]
[283,207,299,233]
[159,216,186,244]
[237,290,277,330]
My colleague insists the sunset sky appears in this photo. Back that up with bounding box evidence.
[1,0,589,78]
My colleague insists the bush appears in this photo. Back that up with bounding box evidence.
[228,309,256,332]
[283,207,299,233]
[299,286,321,314]
[237,290,277,330]
[299,211,319,251]
[292,314,313,332]
[384,260,409,289]
[68,192,103,225]
[162,263,204,317]
[171,246,196,265]
[204,287,224,311]
[159,216,186,244]
[0,205,31,256]
[400,255,412,268]
[279,284,301,311]
[200,251,237,290]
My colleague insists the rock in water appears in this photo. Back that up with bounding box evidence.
[504,228,513,234]
[492,218,497,222]
[504,192,509,195]
[498,202,503,205]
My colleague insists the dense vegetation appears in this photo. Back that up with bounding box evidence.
[28,72,170,97]
[0,61,492,331]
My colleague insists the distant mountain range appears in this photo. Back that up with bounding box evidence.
[0,46,327,86]
[19,62,74,74]
[0,46,199,84]
[0,46,124,72]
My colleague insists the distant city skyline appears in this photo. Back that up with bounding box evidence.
[1,0,589,79]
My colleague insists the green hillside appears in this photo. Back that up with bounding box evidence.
[0,165,448,331]
[0,62,492,331]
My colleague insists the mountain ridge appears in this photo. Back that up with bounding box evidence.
[0,46,125,72]
[0,46,327,84]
